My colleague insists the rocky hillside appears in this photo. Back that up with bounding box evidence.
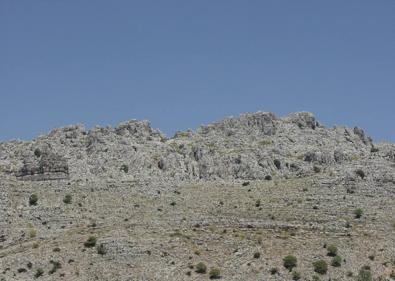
[0,112,394,281]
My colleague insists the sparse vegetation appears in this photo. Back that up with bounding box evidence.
[48,260,61,274]
[63,194,72,204]
[354,208,363,218]
[274,159,281,169]
[355,169,366,179]
[29,194,38,206]
[34,148,42,157]
[120,164,129,173]
[327,244,337,256]
[313,260,328,274]
[195,262,207,274]
[255,199,261,207]
[292,271,301,280]
[283,255,297,271]
[270,267,278,275]
[34,268,44,278]
[97,243,107,255]
[84,236,97,248]
[209,267,221,279]
[357,266,372,281]
[331,255,342,267]
[253,252,260,259]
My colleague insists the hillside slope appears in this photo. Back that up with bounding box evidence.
[0,112,394,280]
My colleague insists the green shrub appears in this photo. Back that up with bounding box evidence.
[283,255,297,271]
[253,252,260,259]
[48,260,61,274]
[327,244,337,256]
[209,267,221,279]
[29,194,38,206]
[270,267,278,275]
[354,208,363,218]
[255,199,261,207]
[292,271,301,280]
[357,266,372,281]
[195,262,207,274]
[34,268,44,278]
[84,236,97,248]
[34,148,42,157]
[355,169,366,179]
[331,255,342,267]
[63,194,72,204]
[313,260,328,274]
[97,243,107,255]
[312,275,320,281]
[120,164,129,173]
[274,159,281,169]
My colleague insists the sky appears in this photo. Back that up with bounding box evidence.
[1,1,394,142]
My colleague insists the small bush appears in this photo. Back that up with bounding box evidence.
[120,164,129,173]
[292,271,301,280]
[195,262,207,274]
[63,194,72,204]
[313,260,328,274]
[283,255,297,271]
[48,260,61,275]
[34,148,42,157]
[265,175,272,181]
[270,267,278,275]
[253,252,260,259]
[255,200,261,207]
[274,159,281,169]
[34,268,44,278]
[209,267,221,279]
[97,243,107,255]
[29,228,37,238]
[312,275,320,281]
[331,255,342,267]
[327,244,337,256]
[84,236,97,248]
[29,194,38,206]
[354,208,363,218]
[357,266,372,281]
[355,169,365,179]
[313,165,321,173]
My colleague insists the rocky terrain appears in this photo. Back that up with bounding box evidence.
[0,111,394,281]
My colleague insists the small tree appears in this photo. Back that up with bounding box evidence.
[327,244,337,256]
[209,267,221,279]
[313,260,328,274]
[283,255,297,271]
[29,194,38,206]
[195,262,207,274]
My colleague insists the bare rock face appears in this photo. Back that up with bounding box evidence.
[17,149,69,181]
[0,111,394,281]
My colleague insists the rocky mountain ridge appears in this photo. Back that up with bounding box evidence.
[0,111,394,281]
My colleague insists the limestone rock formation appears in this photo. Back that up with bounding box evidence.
[0,111,394,281]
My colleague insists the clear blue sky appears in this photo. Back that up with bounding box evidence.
[1,1,394,142]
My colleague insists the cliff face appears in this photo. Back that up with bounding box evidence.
[0,112,394,281]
